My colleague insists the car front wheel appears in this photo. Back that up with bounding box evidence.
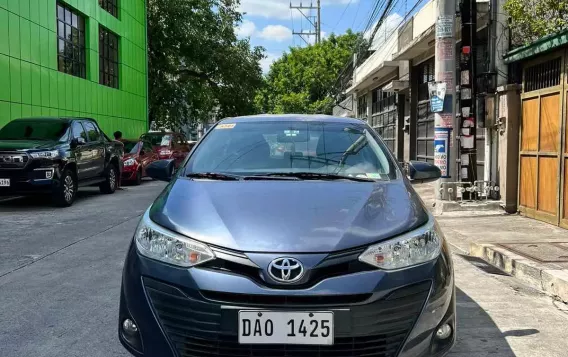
[53,169,77,207]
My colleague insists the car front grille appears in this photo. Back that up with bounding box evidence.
[200,290,372,306]
[0,152,29,169]
[144,278,431,357]
[200,247,375,290]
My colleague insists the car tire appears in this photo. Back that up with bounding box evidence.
[134,169,142,186]
[100,164,118,194]
[53,169,77,207]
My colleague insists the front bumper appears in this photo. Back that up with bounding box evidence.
[0,165,63,195]
[119,242,455,357]
[122,165,140,181]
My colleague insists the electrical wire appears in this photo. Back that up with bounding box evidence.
[351,0,362,30]
[332,0,354,33]
[331,0,428,101]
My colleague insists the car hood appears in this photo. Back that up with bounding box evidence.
[149,178,429,253]
[0,140,58,151]
[123,153,138,160]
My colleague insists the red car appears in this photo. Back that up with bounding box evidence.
[121,139,159,185]
[140,131,191,168]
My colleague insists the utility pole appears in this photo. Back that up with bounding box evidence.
[290,1,321,45]
[459,0,478,193]
[433,0,457,200]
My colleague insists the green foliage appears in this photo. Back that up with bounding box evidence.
[255,31,361,115]
[504,0,568,46]
[147,0,265,128]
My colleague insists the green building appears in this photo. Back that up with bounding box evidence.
[0,0,148,138]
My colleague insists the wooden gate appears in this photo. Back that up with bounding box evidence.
[519,50,568,226]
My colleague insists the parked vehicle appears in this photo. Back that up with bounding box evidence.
[121,139,159,185]
[118,115,455,357]
[0,117,123,206]
[140,131,190,167]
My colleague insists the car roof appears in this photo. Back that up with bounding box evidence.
[13,117,73,123]
[218,114,366,125]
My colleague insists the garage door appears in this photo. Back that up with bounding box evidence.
[519,51,568,226]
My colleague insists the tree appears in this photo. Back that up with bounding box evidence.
[147,0,265,128]
[255,31,361,115]
[504,0,568,46]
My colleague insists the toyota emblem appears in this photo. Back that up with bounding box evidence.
[268,257,304,283]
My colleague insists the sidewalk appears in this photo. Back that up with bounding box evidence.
[414,183,568,303]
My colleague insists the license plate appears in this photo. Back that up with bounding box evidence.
[0,178,9,187]
[238,311,334,345]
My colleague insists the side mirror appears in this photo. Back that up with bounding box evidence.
[406,161,442,183]
[71,137,86,148]
[146,159,175,182]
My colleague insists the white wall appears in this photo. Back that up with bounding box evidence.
[412,0,435,39]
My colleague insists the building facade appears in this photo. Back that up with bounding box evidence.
[342,0,496,183]
[0,0,148,138]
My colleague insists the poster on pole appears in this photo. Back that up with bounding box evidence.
[435,113,453,128]
[436,16,454,38]
[434,128,451,178]
[436,39,455,60]
[429,82,447,113]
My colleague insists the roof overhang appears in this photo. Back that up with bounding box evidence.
[346,61,399,95]
[504,29,568,64]
[383,80,410,92]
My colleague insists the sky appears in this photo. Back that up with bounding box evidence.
[235,0,375,73]
[236,0,422,73]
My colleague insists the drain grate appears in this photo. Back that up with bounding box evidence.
[497,243,568,263]
[457,254,510,275]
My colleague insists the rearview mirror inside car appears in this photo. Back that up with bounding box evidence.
[407,161,441,183]
[146,159,176,182]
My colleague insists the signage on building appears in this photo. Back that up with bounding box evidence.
[434,128,451,178]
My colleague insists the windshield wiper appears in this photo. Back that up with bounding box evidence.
[186,172,243,181]
[256,172,375,182]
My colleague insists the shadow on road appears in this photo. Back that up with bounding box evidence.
[0,188,121,210]
[451,287,538,356]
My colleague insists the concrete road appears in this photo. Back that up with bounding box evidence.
[0,182,567,357]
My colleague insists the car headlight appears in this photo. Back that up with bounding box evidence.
[30,150,60,159]
[359,219,442,270]
[124,158,136,166]
[135,210,215,267]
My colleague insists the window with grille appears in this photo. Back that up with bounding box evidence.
[370,87,398,154]
[524,57,562,92]
[416,58,435,163]
[99,27,119,89]
[99,0,118,18]
[57,3,86,78]
[357,96,367,119]
[418,58,435,101]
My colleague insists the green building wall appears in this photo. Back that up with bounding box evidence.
[0,0,148,138]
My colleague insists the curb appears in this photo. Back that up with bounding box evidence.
[469,242,568,303]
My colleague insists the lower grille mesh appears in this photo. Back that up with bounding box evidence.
[144,278,430,357]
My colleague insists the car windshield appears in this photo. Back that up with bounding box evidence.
[141,133,172,147]
[0,120,71,142]
[123,141,140,154]
[186,121,395,179]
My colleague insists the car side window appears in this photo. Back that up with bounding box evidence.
[71,121,88,141]
[83,122,100,142]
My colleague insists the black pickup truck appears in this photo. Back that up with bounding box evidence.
[0,117,124,206]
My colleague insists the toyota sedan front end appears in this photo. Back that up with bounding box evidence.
[118,115,456,357]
